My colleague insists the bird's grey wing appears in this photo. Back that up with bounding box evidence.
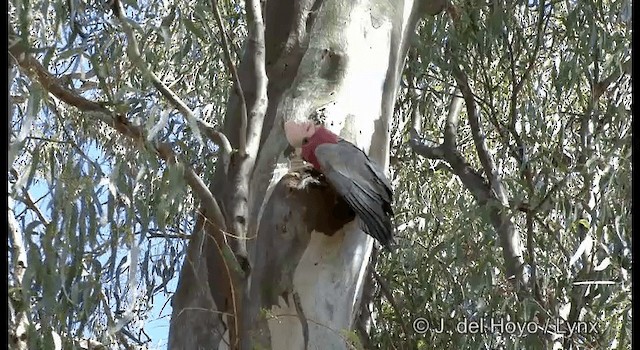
[314,141,394,246]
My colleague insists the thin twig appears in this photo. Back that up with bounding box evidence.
[147,232,191,239]
[19,189,49,226]
[25,136,69,143]
[408,129,445,159]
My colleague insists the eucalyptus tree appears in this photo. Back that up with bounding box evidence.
[9,0,631,349]
[8,0,449,348]
[369,0,632,349]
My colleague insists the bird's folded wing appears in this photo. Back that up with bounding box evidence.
[314,141,393,246]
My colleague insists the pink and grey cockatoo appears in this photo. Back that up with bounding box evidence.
[284,121,395,250]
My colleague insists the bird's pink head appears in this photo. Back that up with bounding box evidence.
[284,121,339,170]
[301,126,339,169]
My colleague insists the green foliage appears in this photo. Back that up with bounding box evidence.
[8,0,630,349]
[9,0,245,348]
[340,329,365,350]
[373,0,631,349]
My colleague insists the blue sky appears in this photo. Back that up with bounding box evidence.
[10,133,180,348]
[8,3,222,346]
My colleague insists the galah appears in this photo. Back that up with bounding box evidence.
[284,121,395,250]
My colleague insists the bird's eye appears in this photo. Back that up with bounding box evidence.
[302,137,309,145]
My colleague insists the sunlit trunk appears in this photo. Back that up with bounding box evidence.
[169,0,432,348]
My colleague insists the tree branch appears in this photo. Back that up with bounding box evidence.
[15,189,50,226]
[219,0,269,275]
[408,128,445,159]
[409,74,524,284]
[9,32,241,277]
[443,87,463,150]
[8,199,30,350]
[409,127,492,204]
[211,0,249,156]
[111,0,232,170]
[243,0,269,156]
[592,59,632,102]
[147,232,191,240]
[452,64,509,205]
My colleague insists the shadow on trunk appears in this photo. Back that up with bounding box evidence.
[243,165,356,346]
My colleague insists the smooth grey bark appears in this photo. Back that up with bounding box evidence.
[169,0,442,348]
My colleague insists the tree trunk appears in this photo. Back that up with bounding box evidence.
[169,0,438,348]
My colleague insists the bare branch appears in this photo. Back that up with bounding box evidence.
[410,67,525,284]
[10,48,114,124]
[407,86,485,195]
[452,64,509,205]
[17,189,49,226]
[211,0,249,156]
[592,59,632,101]
[443,87,464,150]
[408,128,445,159]
[409,128,491,203]
[243,0,269,156]
[147,232,191,239]
[219,0,269,278]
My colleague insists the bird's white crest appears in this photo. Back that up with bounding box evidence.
[284,120,317,147]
